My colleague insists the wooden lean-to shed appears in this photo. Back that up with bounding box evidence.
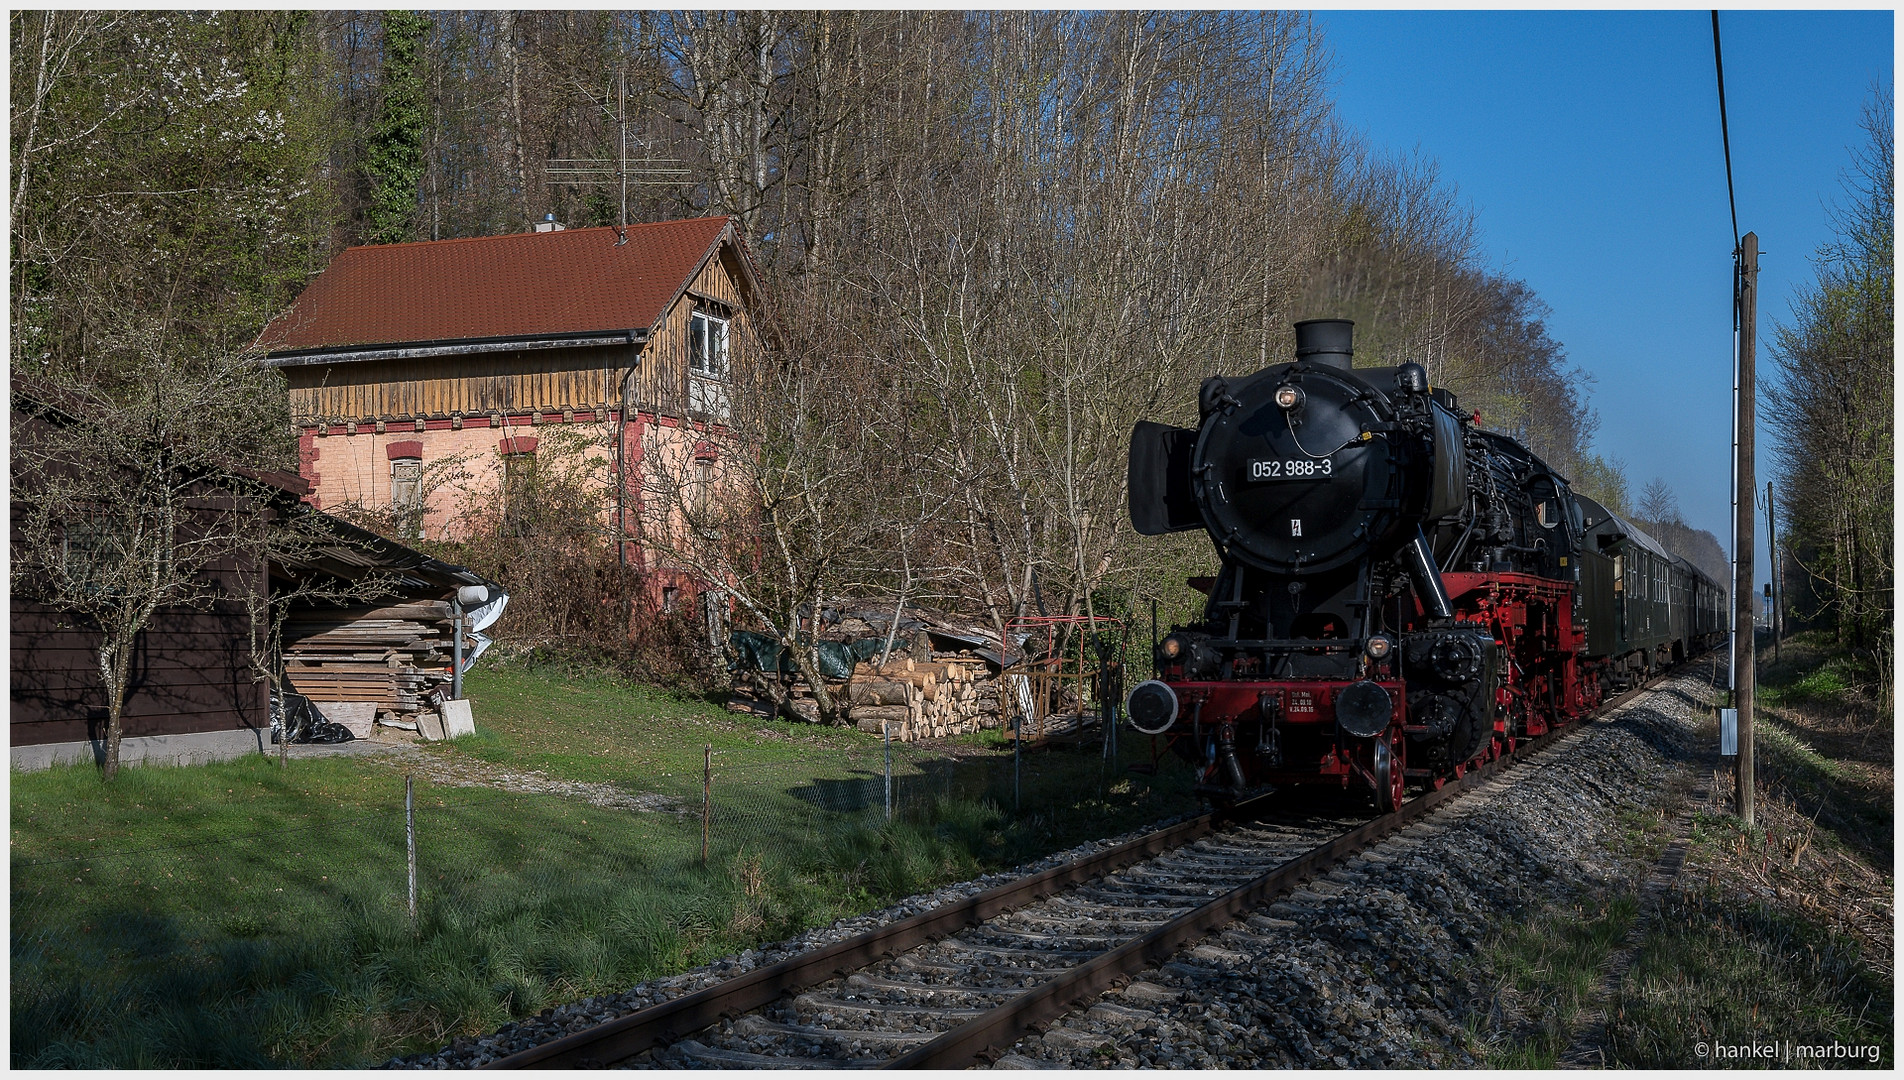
[255,216,764,600]
[9,402,501,768]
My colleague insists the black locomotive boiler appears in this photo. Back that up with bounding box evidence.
[1125,319,1722,809]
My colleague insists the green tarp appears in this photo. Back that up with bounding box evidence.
[729,631,894,680]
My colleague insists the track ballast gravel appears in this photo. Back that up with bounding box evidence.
[988,668,1710,1069]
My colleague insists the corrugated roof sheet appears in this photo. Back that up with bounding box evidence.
[258,217,734,353]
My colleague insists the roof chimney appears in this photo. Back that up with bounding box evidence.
[533,213,565,234]
[1293,318,1354,370]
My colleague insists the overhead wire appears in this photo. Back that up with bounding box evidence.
[1711,10,1743,697]
[1711,11,1741,256]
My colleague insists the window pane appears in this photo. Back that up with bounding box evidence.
[690,311,727,376]
[391,458,423,513]
[502,453,536,535]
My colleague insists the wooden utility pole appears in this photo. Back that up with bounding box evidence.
[1733,232,1759,828]
[1766,480,1779,662]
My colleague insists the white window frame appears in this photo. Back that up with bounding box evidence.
[689,309,728,378]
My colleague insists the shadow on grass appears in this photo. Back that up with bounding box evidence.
[13,735,1202,1068]
[1609,891,1892,1069]
[1753,723,1893,873]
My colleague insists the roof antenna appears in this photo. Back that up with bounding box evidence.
[543,67,686,249]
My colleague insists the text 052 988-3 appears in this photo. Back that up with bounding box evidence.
[1248,457,1332,481]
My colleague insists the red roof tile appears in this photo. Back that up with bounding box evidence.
[259,216,735,353]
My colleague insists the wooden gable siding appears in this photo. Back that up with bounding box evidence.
[285,343,636,425]
[633,244,751,420]
[636,297,688,418]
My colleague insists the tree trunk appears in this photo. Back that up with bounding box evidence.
[98,636,133,780]
[499,10,530,226]
[790,641,840,725]
[275,672,289,767]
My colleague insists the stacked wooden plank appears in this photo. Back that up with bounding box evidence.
[281,601,455,720]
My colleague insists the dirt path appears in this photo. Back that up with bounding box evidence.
[392,750,689,815]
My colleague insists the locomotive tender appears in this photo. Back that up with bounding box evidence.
[1125,319,1723,810]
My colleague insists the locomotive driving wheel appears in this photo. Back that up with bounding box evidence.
[1373,728,1406,814]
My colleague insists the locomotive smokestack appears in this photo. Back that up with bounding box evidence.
[1293,319,1355,370]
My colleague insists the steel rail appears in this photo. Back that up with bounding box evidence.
[486,791,1279,1068]
[489,667,1678,1070]
[886,673,1671,1069]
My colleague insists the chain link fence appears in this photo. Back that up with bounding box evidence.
[10,725,1192,1067]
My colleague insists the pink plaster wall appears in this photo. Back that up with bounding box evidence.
[304,416,615,541]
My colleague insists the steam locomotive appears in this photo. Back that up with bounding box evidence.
[1125,319,1724,810]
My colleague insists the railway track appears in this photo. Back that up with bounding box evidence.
[483,674,1676,1070]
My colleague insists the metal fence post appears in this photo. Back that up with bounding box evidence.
[405,774,417,932]
[450,600,464,701]
[1013,706,1022,815]
[702,744,711,867]
[884,719,893,822]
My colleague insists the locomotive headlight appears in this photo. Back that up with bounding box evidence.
[1273,384,1304,410]
[1365,635,1393,660]
[1160,634,1186,660]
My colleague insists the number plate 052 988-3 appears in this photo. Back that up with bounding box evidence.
[1247,457,1333,481]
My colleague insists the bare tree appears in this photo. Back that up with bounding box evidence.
[1636,477,1682,529]
[635,288,900,724]
[12,351,294,779]
[1765,87,1893,703]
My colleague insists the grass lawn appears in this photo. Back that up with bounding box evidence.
[11,661,1197,1067]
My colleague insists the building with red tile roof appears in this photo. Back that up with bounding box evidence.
[260,216,759,597]
[259,217,738,354]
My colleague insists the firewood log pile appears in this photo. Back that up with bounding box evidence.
[844,656,990,741]
[758,654,1004,741]
[726,604,1018,740]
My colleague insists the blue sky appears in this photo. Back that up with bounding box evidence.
[1315,8,1893,584]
